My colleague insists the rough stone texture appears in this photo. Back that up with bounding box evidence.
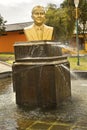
[14,41,62,60]
[51,125,70,130]
[28,122,51,130]
[73,128,87,130]
[12,41,71,108]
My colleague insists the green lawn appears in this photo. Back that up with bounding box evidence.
[0,53,15,64]
[68,57,87,71]
[0,53,87,71]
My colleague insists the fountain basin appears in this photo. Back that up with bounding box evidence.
[12,41,71,108]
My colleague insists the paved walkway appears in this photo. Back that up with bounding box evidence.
[0,61,87,130]
[0,61,12,78]
[0,61,12,73]
[0,78,87,130]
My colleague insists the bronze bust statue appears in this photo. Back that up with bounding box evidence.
[24,5,54,41]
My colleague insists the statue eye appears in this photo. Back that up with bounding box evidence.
[40,13,44,15]
[35,12,39,15]
[34,12,45,16]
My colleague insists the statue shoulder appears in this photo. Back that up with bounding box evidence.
[44,24,53,30]
[24,24,34,30]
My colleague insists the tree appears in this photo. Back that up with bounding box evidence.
[45,4,75,42]
[61,0,87,40]
[45,0,87,42]
[79,0,87,40]
[0,14,6,35]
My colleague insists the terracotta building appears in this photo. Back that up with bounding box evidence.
[0,22,32,53]
[0,21,87,53]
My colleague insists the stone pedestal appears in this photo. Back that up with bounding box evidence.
[12,41,71,108]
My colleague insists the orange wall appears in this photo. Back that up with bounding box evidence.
[0,31,27,53]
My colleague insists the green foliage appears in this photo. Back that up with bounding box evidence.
[0,14,7,35]
[79,0,87,40]
[60,0,74,7]
[45,0,87,42]
[45,3,75,42]
[61,0,87,40]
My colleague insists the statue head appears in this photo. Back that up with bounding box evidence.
[31,5,46,26]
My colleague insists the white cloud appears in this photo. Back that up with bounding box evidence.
[0,0,31,6]
[0,0,63,5]
[0,0,64,24]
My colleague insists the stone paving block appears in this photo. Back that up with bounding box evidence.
[0,62,12,73]
[75,120,87,127]
[27,122,51,130]
[17,119,34,129]
[51,125,70,130]
[73,127,87,130]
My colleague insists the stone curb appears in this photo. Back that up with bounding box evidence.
[0,61,12,79]
[0,60,12,67]
[0,71,12,79]
[71,70,87,79]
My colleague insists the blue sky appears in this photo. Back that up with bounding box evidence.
[0,0,64,24]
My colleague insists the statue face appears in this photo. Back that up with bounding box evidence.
[32,9,45,26]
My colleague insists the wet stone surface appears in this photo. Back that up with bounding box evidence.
[73,128,87,130]
[51,125,70,130]
[27,122,51,130]
[0,77,87,129]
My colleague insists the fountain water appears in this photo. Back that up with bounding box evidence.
[12,41,71,108]
[0,77,87,129]
[1,42,87,129]
[61,64,79,79]
[51,43,79,55]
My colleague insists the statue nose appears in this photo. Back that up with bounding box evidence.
[38,14,42,17]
